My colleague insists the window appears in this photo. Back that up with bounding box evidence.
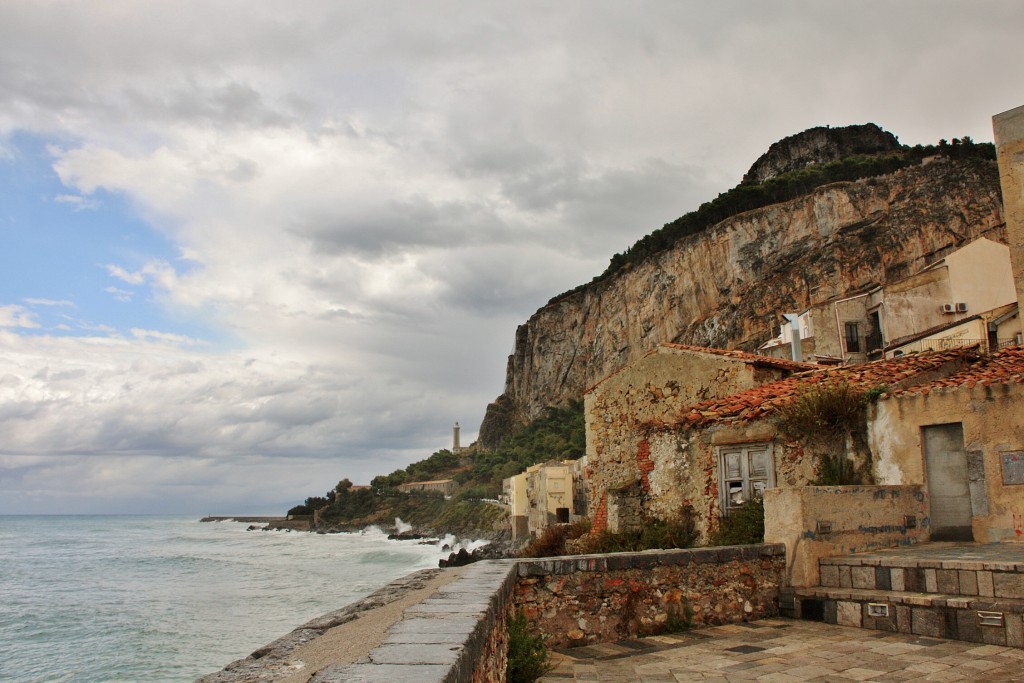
[718,444,775,514]
[844,322,861,353]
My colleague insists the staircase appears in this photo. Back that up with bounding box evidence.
[780,543,1024,648]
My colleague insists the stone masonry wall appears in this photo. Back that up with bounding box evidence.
[584,347,795,533]
[512,544,786,648]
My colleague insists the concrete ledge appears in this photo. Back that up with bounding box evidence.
[514,543,785,577]
[309,561,517,683]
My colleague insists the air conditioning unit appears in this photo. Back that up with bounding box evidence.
[940,303,955,314]
[955,302,968,313]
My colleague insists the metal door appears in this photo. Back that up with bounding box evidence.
[922,423,973,541]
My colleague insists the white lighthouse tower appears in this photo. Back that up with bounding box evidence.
[452,422,462,453]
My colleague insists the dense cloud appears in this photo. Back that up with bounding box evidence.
[0,1,1022,513]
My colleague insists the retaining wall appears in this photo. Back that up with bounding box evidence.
[514,544,786,648]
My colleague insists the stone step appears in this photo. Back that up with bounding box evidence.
[780,586,1024,648]
[818,556,1024,598]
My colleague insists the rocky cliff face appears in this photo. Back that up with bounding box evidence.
[742,123,901,184]
[478,155,1004,448]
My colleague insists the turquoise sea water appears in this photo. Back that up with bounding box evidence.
[0,516,453,682]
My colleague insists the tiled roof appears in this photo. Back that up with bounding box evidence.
[656,343,817,372]
[662,348,979,430]
[584,343,814,395]
[888,345,1024,397]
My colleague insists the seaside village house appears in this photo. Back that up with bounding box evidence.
[583,344,813,536]
[396,478,457,497]
[585,344,1024,578]
[503,459,585,540]
[758,237,1020,364]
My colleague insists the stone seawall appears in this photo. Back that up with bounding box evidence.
[514,544,786,648]
[198,544,786,682]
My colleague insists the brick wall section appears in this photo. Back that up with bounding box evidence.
[513,544,786,648]
[591,492,608,534]
[636,438,654,491]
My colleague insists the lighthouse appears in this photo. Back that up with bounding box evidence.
[452,422,462,453]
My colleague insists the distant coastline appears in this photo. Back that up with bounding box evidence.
[199,515,284,523]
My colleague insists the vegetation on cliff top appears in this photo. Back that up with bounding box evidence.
[548,136,995,306]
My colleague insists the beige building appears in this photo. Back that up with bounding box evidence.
[526,460,574,537]
[868,347,1024,544]
[760,237,1018,363]
[995,104,1024,320]
[886,302,1019,357]
[502,472,530,540]
[397,478,457,497]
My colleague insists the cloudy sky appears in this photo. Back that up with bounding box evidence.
[1,1,1022,515]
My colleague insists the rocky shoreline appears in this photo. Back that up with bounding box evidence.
[247,519,522,566]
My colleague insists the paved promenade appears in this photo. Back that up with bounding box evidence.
[541,618,1023,682]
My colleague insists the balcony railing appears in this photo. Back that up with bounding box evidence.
[866,330,884,353]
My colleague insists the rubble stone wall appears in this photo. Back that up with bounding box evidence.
[512,544,786,648]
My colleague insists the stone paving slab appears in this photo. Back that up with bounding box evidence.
[540,618,1024,682]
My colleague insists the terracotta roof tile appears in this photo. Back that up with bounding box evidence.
[656,343,817,372]
[662,347,981,430]
[584,342,815,394]
[888,345,1024,397]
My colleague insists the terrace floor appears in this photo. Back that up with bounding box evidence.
[540,617,1024,682]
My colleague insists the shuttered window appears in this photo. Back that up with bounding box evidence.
[718,444,775,515]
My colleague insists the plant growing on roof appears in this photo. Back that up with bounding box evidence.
[774,381,873,485]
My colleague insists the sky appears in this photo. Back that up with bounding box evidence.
[1,1,1023,515]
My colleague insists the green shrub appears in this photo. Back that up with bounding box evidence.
[814,452,861,486]
[580,511,696,555]
[506,610,551,683]
[519,519,590,558]
[710,499,764,546]
[775,381,867,439]
[662,601,694,634]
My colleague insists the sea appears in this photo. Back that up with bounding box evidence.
[0,515,470,683]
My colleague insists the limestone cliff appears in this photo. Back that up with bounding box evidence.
[743,123,901,184]
[479,153,1004,448]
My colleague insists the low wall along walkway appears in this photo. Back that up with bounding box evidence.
[197,544,786,683]
[515,544,786,648]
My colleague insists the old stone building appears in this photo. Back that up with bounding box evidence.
[525,460,574,537]
[397,478,457,497]
[593,348,976,543]
[583,344,812,535]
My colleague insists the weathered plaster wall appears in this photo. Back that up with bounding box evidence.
[994,105,1024,319]
[513,545,786,648]
[584,348,795,532]
[869,381,1024,543]
[764,485,930,588]
[808,295,872,361]
[944,238,1017,315]
[643,423,823,543]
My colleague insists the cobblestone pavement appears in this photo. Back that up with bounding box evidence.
[539,618,1024,682]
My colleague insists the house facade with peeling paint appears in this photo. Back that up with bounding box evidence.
[592,348,979,544]
[868,347,1024,543]
[583,343,812,537]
